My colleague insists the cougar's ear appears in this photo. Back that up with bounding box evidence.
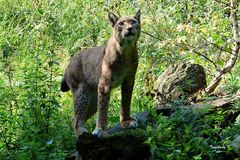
[108,12,119,27]
[134,9,141,23]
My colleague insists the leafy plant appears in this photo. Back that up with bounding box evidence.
[146,107,237,160]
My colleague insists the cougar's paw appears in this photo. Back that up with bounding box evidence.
[121,117,138,129]
[92,128,108,138]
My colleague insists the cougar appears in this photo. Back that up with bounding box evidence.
[61,10,141,137]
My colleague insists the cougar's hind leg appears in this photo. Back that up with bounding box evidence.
[86,92,97,120]
[72,84,91,136]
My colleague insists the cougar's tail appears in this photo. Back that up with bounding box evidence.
[61,76,70,92]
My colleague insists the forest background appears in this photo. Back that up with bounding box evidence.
[1,0,240,159]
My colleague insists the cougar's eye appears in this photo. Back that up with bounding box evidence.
[118,22,124,26]
[131,20,138,24]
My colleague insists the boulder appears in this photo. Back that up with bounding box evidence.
[156,62,206,106]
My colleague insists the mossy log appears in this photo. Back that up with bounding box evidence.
[65,112,151,160]
[76,129,150,160]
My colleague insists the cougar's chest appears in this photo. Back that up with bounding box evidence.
[109,51,137,87]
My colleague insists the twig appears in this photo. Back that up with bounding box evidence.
[197,31,232,54]
[141,30,163,41]
[184,43,219,70]
[146,1,172,38]
[214,0,231,8]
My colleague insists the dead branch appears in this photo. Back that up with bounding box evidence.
[206,0,239,94]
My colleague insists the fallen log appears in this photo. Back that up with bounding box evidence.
[76,129,150,160]
[156,94,240,131]
[66,112,151,160]
[156,94,240,116]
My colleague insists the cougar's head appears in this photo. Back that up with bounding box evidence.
[108,10,141,44]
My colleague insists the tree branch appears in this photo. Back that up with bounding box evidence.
[206,0,239,94]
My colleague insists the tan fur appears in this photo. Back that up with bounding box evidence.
[61,10,141,137]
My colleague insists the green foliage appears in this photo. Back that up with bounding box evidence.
[146,108,238,159]
[0,0,240,159]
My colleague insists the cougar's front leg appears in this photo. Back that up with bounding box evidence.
[120,74,137,128]
[92,76,111,137]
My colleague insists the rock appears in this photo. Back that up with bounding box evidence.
[231,135,240,154]
[156,62,206,106]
